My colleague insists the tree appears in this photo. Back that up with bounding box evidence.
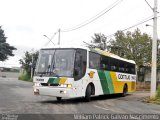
[109,28,152,67]
[0,26,16,61]
[91,33,107,50]
[158,39,160,68]
[19,51,39,76]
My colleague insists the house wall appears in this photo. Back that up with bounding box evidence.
[144,69,160,82]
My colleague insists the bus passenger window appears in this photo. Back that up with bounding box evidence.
[119,61,125,72]
[130,64,136,74]
[110,58,118,71]
[125,64,130,73]
[100,55,110,70]
[89,52,100,69]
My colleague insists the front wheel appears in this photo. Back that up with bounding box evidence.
[85,85,92,102]
[56,97,62,101]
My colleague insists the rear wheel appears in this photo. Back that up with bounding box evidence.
[85,85,92,102]
[56,97,62,101]
[121,84,128,97]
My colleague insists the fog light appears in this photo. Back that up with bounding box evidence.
[34,89,39,95]
[60,90,67,94]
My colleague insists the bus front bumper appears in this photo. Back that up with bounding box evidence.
[33,86,75,98]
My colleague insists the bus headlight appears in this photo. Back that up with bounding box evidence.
[67,84,72,88]
[60,84,72,88]
[60,84,67,87]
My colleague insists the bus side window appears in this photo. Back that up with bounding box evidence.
[110,58,118,71]
[74,49,87,81]
[119,61,125,72]
[125,63,130,73]
[100,55,110,70]
[130,64,136,74]
[89,52,100,69]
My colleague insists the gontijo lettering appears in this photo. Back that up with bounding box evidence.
[116,73,136,81]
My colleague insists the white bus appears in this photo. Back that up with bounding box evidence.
[33,47,136,101]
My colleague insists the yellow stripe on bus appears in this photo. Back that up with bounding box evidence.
[59,77,67,84]
[110,72,136,93]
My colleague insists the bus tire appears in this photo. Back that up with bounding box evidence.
[56,97,62,101]
[121,84,128,97]
[85,85,92,102]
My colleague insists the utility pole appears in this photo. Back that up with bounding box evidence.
[31,56,34,79]
[58,29,61,46]
[150,0,158,98]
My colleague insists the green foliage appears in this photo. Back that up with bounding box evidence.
[158,40,160,68]
[157,85,160,98]
[109,28,152,67]
[91,33,107,50]
[19,51,39,76]
[18,73,31,81]
[0,26,16,61]
[91,29,160,68]
[144,85,160,105]
[144,97,160,105]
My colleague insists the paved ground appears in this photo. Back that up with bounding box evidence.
[0,78,160,119]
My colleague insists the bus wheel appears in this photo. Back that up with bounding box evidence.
[121,84,128,97]
[56,97,62,101]
[85,85,92,102]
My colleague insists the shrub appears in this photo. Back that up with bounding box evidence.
[18,73,31,81]
[156,85,160,98]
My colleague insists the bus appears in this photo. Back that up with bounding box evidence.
[33,47,136,101]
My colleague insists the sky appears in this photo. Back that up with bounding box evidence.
[0,0,160,67]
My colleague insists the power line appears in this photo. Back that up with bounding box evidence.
[145,0,153,11]
[61,0,123,32]
[106,15,154,38]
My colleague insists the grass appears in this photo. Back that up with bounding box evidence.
[144,85,160,105]
[156,85,160,98]
[18,73,32,82]
[144,98,160,105]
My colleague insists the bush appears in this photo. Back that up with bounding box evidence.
[143,85,160,105]
[156,85,160,98]
[18,73,32,81]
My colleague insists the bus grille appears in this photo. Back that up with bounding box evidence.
[41,83,59,86]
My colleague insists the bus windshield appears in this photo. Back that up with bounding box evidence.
[35,49,75,77]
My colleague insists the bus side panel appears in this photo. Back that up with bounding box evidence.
[80,70,136,97]
[127,81,136,92]
[81,69,104,96]
[110,72,136,93]
[110,72,123,93]
[97,70,114,94]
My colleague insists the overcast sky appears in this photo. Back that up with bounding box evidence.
[0,0,159,67]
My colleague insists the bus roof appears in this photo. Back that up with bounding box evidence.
[89,48,136,64]
[40,46,136,64]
